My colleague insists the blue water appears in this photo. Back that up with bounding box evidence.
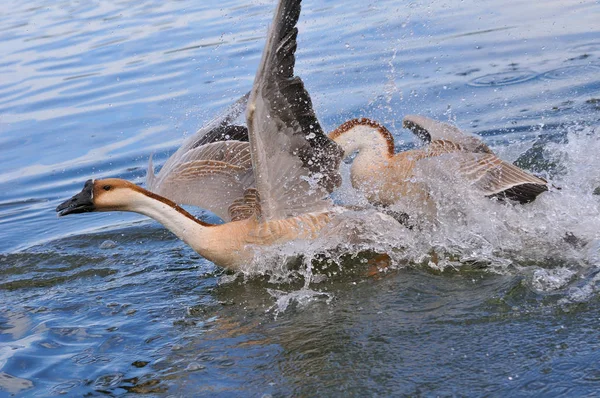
[1,0,600,395]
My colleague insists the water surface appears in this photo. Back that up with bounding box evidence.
[2,0,600,395]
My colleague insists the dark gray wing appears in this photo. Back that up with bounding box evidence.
[178,92,249,153]
[192,124,248,147]
[245,0,343,220]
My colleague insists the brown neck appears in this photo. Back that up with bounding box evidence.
[131,184,213,227]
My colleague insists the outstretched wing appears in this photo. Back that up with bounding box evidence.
[148,141,254,221]
[148,93,250,187]
[147,140,255,221]
[184,92,249,150]
[245,0,343,221]
[453,152,548,203]
[403,114,492,153]
[146,94,254,221]
[405,115,547,203]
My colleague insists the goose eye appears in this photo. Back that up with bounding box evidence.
[103,185,111,191]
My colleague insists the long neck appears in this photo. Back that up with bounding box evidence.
[125,189,213,250]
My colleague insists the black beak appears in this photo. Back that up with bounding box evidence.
[56,179,95,217]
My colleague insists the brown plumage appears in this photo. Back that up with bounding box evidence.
[329,116,548,209]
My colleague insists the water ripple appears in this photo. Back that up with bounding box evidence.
[540,64,600,80]
[468,70,539,87]
[2,0,600,395]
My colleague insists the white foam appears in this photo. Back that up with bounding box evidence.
[238,125,600,312]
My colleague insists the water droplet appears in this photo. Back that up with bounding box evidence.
[186,362,205,371]
[100,240,117,249]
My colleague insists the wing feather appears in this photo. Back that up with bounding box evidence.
[406,115,548,203]
[148,141,255,221]
[246,0,343,221]
[229,188,261,222]
[456,153,548,203]
[422,143,548,203]
[403,114,492,153]
[180,92,249,152]
[147,93,250,187]
[146,94,254,221]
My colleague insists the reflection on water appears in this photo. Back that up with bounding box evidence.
[1,0,600,395]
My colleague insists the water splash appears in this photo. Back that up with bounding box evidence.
[266,288,333,318]
[232,123,600,312]
[409,124,599,272]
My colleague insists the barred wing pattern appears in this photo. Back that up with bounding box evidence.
[148,141,254,221]
[405,115,547,203]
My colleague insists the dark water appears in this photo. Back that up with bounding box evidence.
[2,0,600,395]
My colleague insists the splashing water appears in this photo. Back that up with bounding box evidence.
[232,123,600,313]
[395,123,600,275]
[266,288,333,318]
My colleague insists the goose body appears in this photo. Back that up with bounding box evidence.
[57,0,347,270]
[330,118,428,207]
[329,116,548,210]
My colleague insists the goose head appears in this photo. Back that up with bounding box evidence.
[56,178,142,216]
[328,118,395,159]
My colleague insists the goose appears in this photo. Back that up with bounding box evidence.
[329,115,548,212]
[56,0,350,270]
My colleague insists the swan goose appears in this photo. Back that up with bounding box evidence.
[329,116,548,210]
[56,0,346,270]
